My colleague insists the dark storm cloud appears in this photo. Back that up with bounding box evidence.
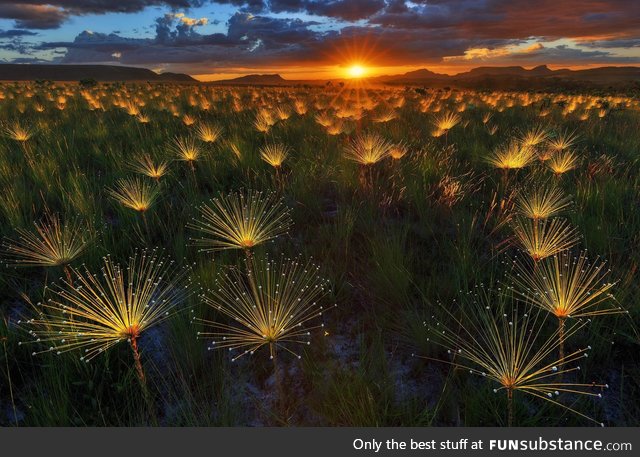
[580,39,640,49]
[26,12,332,74]
[0,39,32,54]
[0,29,36,55]
[36,16,515,70]
[34,11,318,66]
[155,13,211,43]
[0,1,207,15]
[0,1,210,29]
[370,0,640,42]
[210,0,266,13]
[0,3,69,29]
[226,11,319,45]
[37,31,153,54]
[269,0,386,21]
[268,0,302,13]
[2,56,49,63]
[2,0,639,43]
[4,0,639,71]
[0,29,37,38]
[307,0,386,21]
[507,44,638,64]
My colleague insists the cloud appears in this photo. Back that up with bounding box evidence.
[304,0,386,21]
[370,0,640,42]
[1,56,50,63]
[0,28,37,38]
[0,29,37,40]
[226,12,319,46]
[29,11,332,71]
[0,3,69,29]
[0,1,210,29]
[444,41,636,66]
[5,0,640,72]
[445,42,544,62]
[155,12,210,42]
[516,44,638,64]
[579,38,640,48]
[209,0,266,13]
[523,43,545,53]
[268,0,387,21]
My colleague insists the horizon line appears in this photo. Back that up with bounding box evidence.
[2,62,640,83]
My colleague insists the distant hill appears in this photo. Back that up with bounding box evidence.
[3,63,636,89]
[454,65,554,78]
[376,68,449,82]
[212,74,300,86]
[380,65,640,89]
[210,66,640,90]
[0,64,196,82]
[551,66,640,82]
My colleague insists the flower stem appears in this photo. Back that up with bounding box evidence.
[244,249,254,278]
[63,264,73,286]
[558,317,566,370]
[130,335,145,384]
[2,338,18,426]
[507,388,514,427]
[271,347,285,424]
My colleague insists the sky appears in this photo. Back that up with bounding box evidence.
[0,1,639,80]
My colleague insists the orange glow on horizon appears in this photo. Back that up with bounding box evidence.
[191,62,640,82]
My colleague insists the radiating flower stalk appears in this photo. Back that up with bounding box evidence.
[4,122,36,164]
[2,212,91,284]
[4,123,35,143]
[108,177,159,214]
[21,250,192,386]
[344,132,392,191]
[196,255,335,420]
[197,255,332,360]
[132,155,168,182]
[519,125,549,150]
[510,217,580,263]
[419,289,607,426]
[188,189,293,276]
[259,143,289,191]
[487,141,535,188]
[548,149,579,176]
[510,251,625,364]
[107,177,159,236]
[432,112,461,145]
[515,185,572,220]
[548,130,579,153]
[171,137,202,180]
[196,123,223,145]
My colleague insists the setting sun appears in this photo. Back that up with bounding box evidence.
[347,64,366,78]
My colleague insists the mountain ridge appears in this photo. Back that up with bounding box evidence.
[0,63,638,88]
[213,73,286,85]
[0,64,196,82]
[211,65,640,89]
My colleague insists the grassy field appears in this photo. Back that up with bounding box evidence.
[0,81,639,426]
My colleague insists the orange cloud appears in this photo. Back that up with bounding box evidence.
[444,42,546,62]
